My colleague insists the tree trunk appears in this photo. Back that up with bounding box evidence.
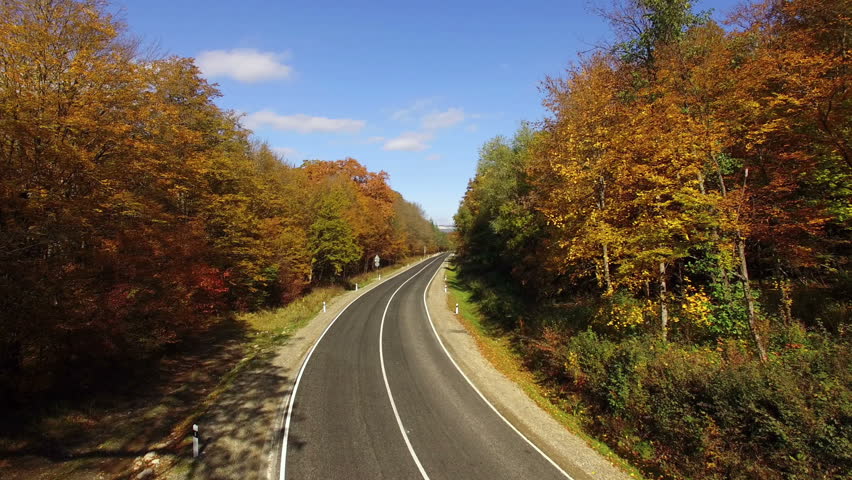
[703,159,731,298]
[659,261,668,341]
[776,258,794,326]
[597,175,612,293]
[780,281,794,326]
[713,154,728,197]
[737,238,768,363]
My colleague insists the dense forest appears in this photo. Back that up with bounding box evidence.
[0,0,446,401]
[454,0,850,478]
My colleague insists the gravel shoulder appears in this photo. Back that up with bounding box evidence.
[425,261,631,480]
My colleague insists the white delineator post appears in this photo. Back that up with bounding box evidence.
[322,301,326,313]
[444,285,447,293]
[192,424,199,458]
[455,304,459,315]
[355,283,358,291]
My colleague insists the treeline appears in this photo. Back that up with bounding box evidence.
[455,0,849,478]
[0,0,446,400]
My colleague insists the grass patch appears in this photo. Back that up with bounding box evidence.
[444,264,646,480]
[241,285,345,333]
[242,254,424,336]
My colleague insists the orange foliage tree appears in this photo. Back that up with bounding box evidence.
[0,0,446,398]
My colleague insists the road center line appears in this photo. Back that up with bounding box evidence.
[378,256,444,480]
[421,260,576,480]
[278,256,437,480]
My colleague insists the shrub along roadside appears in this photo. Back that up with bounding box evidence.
[452,267,852,480]
[528,329,852,480]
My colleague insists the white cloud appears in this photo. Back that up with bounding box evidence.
[390,98,435,121]
[272,147,300,159]
[383,131,433,151]
[243,110,365,134]
[426,153,443,161]
[422,108,465,129]
[365,136,386,143]
[196,48,292,83]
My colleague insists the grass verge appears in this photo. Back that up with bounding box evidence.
[443,264,646,480]
[156,256,431,478]
[242,254,424,334]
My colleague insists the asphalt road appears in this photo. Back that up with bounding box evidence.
[279,254,570,480]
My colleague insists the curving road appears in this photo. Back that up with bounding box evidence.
[278,254,571,480]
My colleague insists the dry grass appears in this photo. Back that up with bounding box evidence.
[242,255,423,334]
[241,285,345,333]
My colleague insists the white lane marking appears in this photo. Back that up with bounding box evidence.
[277,256,439,480]
[378,257,445,480]
[422,261,576,480]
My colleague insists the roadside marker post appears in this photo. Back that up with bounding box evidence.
[444,285,447,293]
[192,424,199,458]
[322,302,326,313]
[455,304,459,315]
[355,283,358,291]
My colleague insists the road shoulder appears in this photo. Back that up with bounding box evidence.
[173,257,437,480]
[425,261,631,480]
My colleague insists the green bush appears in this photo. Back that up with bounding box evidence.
[458,261,851,478]
[527,327,852,479]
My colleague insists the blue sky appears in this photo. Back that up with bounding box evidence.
[115,0,742,225]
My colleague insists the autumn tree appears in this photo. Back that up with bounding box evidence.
[457,0,848,357]
[0,0,445,399]
[452,1,850,477]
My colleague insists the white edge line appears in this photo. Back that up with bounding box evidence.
[277,255,440,480]
[378,257,445,480]
[422,259,576,480]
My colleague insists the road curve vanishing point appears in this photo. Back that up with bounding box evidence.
[278,253,572,479]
